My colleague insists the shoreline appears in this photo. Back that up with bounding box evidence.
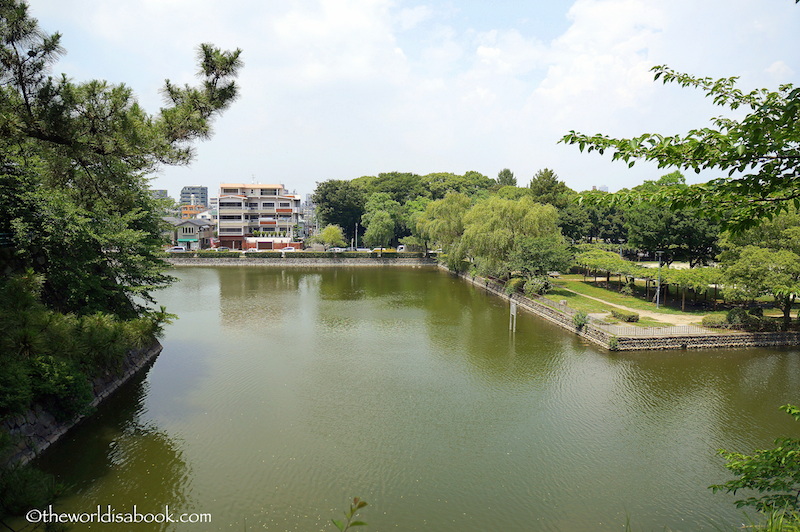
[165,258,800,351]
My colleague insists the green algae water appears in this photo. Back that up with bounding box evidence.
[32,267,800,530]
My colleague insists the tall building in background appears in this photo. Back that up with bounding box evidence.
[217,183,303,249]
[180,185,208,207]
[150,189,170,200]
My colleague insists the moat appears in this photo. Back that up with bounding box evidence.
[32,267,800,530]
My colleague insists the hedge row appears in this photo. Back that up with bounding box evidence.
[162,251,427,259]
[611,309,640,322]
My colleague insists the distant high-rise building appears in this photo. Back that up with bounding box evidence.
[180,185,208,207]
[150,189,170,200]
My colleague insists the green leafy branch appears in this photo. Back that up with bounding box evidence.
[332,497,368,531]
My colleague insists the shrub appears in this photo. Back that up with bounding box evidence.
[505,277,525,295]
[524,276,552,296]
[620,281,635,296]
[608,336,619,351]
[0,359,32,418]
[30,356,93,421]
[0,464,61,520]
[573,311,589,330]
[726,307,749,326]
[611,309,639,322]
[702,315,728,329]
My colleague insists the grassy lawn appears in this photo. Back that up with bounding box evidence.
[543,288,674,328]
[556,275,716,316]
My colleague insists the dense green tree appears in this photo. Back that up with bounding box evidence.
[624,206,720,266]
[318,224,346,249]
[583,197,627,244]
[373,172,428,204]
[723,246,800,330]
[312,180,366,241]
[362,211,394,249]
[416,192,472,252]
[496,168,517,187]
[496,185,531,200]
[562,65,800,230]
[461,196,560,277]
[528,168,573,209]
[558,202,592,243]
[399,196,431,245]
[422,171,494,200]
[0,0,241,317]
[719,209,800,258]
[508,234,573,279]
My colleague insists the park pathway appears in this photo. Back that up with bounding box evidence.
[557,279,703,326]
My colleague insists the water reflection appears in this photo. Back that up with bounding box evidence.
[31,369,193,532]
[30,267,800,531]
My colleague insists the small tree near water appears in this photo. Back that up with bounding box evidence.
[711,405,800,513]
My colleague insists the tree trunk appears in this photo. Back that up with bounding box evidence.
[782,294,795,331]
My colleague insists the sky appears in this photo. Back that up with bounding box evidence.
[27,0,800,200]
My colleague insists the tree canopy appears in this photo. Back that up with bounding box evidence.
[0,0,242,317]
[562,65,800,230]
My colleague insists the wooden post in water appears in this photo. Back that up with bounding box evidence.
[509,300,517,332]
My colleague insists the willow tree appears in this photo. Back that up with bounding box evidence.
[461,196,561,277]
[0,0,242,317]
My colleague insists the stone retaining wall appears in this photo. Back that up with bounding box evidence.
[166,256,437,267]
[1,341,163,466]
[448,266,800,352]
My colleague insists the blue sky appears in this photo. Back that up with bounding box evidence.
[28,0,800,199]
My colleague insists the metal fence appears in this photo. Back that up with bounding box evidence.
[590,322,719,337]
[493,278,721,338]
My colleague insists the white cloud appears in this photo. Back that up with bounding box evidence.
[23,0,800,196]
[765,60,794,80]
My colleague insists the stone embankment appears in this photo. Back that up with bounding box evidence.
[452,268,800,352]
[1,342,162,466]
[166,256,438,267]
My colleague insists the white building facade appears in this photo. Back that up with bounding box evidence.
[216,183,303,250]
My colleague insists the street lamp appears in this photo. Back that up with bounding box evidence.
[655,250,664,309]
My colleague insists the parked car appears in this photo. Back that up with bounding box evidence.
[244,248,262,253]
[397,245,407,252]
[328,247,346,252]
[282,247,297,252]
[214,247,231,252]
[372,247,396,252]
[166,246,186,252]
[356,248,370,252]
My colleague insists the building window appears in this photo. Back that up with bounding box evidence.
[263,202,275,208]
[222,188,239,194]
[279,202,291,208]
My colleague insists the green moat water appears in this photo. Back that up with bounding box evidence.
[33,267,800,530]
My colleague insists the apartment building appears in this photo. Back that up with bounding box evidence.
[180,185,209,207]
[180,204,206,219]
[217,183,303,249]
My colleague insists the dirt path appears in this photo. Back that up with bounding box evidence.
[556,282,704,326]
